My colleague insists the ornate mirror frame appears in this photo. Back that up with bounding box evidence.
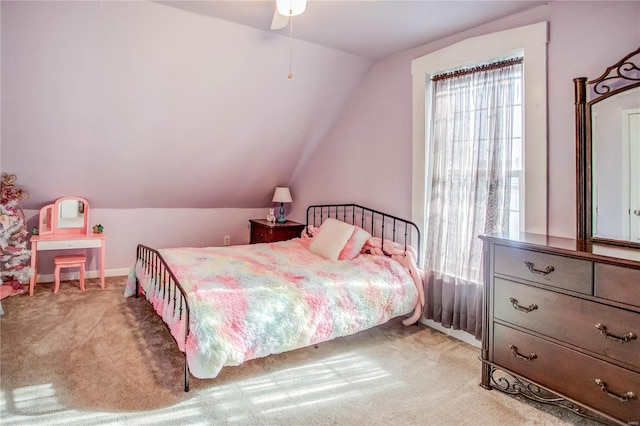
[575,46,640,251]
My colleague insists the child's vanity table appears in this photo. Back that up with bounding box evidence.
[29,197,106,295]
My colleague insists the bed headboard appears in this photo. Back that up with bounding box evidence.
[306,204,422,264]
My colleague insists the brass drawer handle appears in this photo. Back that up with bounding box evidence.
[509,297,538,313]
[595,323,637,344]
[594,379,637,402]
[524,261,555,276]
[508,344,537,361]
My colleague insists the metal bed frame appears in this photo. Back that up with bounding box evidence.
[133,204,421,392]
[306,204,421,265]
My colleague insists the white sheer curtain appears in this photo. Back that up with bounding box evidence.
[423,59,522,339]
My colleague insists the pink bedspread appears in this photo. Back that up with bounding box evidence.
[126,238,418,379]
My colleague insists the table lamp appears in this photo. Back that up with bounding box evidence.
[272,187,292,223]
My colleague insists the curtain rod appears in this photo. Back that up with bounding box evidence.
[432,57,523,82]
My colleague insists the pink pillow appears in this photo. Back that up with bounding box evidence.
[338,226,371,260]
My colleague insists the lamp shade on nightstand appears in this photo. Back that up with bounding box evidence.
[272,187,292,223]
[272,187,292,203]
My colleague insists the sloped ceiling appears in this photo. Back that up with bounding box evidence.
[2,1,371,209]
[159,0,546,60]
[2,0,545,209]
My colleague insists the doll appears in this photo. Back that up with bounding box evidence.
[266,208,276,223]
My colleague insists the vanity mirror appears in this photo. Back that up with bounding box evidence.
[55,197,87,232]
[38,196,90,236]
[575,46,640,250]
[38,204,53,236]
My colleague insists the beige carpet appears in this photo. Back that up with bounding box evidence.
[1,276,604,425]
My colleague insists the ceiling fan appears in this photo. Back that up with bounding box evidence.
[270,0,307,30]
[270,0,308,79]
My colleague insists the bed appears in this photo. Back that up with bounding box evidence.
[125,204,424,391]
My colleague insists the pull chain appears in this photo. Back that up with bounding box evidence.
[288,15,293,79]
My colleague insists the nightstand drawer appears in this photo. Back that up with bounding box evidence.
[251,228,269,244]
[494,244,592,294]
[249,219,306,244]
[270,226,304,241]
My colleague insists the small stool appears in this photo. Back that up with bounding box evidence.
[54,255,86,293]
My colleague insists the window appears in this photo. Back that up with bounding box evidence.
[411,22,549,262]
[410,23,548,339]
[509,89,524,235]
[426,58,523,284]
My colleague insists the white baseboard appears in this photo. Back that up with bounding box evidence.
[420,318,481,348]
[35,268,130,283]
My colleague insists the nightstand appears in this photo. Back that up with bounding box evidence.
[249,219,306,244]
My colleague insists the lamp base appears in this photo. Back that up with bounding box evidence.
[277,203,286,223]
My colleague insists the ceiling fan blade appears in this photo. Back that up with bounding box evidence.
[270,8,289,30]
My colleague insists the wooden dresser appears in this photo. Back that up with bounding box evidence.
[249,219,306,244]
[479,233,640,425]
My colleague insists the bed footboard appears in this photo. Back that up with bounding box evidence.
[135,244,191,392]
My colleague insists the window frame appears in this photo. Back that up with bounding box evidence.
[411,22,548,263]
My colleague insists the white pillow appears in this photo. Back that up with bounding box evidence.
[308,218,355,261]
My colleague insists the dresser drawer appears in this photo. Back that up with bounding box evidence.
[494,278,640,369]
[595,264,640,308]
[494,245,592,294]
[493,323,640,423]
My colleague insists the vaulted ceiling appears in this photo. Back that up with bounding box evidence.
[159,0,546,59]
[2,0,545,210]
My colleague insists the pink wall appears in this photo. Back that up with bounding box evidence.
[290,2,640,241]
[1,1,371,210]
[290,56,414,220]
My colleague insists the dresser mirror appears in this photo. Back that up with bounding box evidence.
[575,46,640,251]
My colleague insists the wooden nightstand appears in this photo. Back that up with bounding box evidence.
[249,219,306,244]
